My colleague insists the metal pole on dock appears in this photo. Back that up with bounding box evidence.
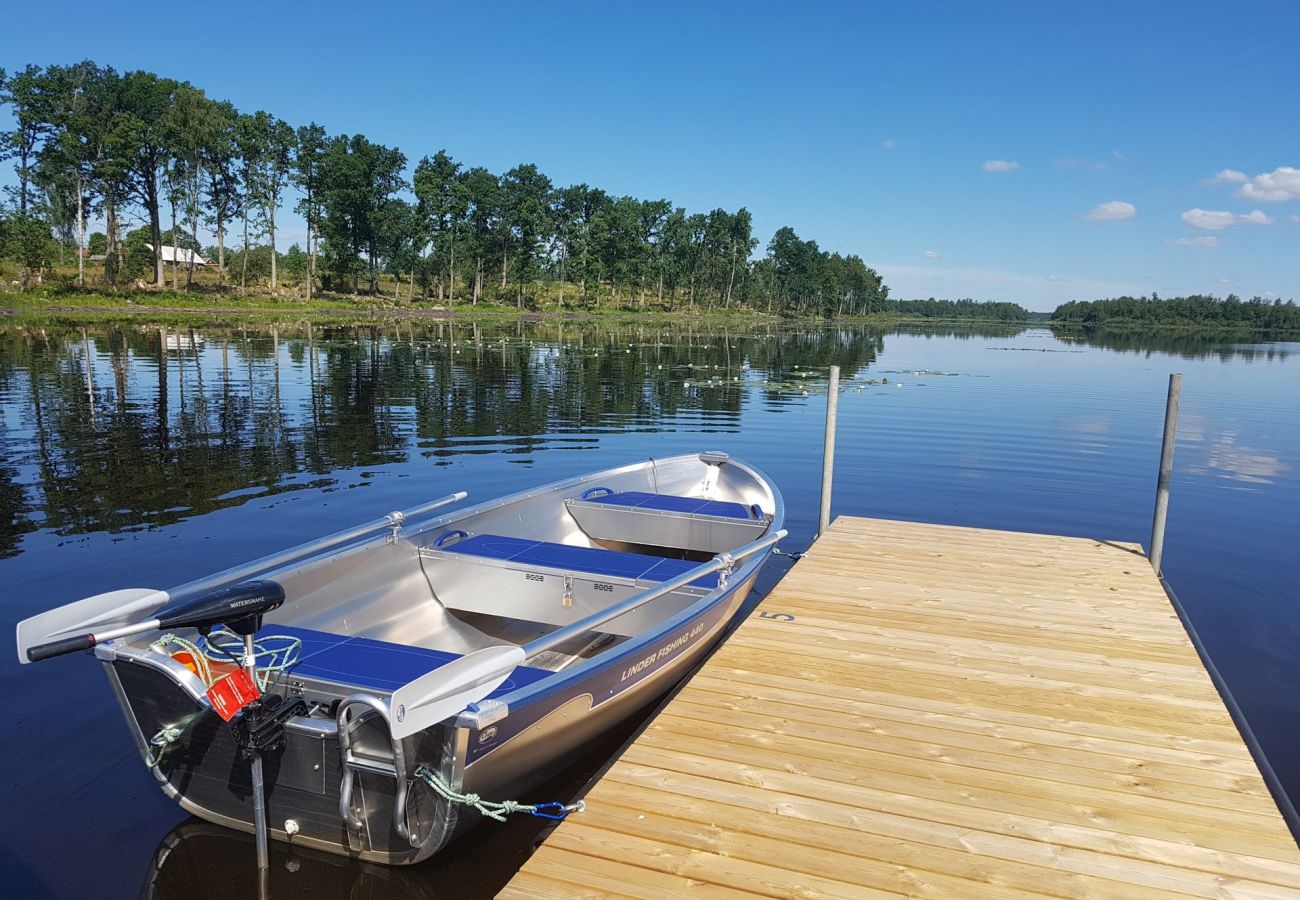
[819,365,840,537]
[1149,373,1182,576]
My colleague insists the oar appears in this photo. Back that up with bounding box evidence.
[24,581,286,662]
[16,587,170,665]
[389,645,527,740]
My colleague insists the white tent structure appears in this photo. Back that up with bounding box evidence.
[145,244,211,266]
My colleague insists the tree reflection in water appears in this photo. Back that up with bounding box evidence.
[0,320,889,555]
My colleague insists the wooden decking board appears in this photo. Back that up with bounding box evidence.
[661,697,1270,799]
[499,516,1300,898]
[626,727,1287,837]
[642,714,1276,816]
[727,632,1227,712]
[585,783,1221,900]
[686,663,1259,757]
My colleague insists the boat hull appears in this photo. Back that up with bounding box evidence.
[79,452,783,863]
[103,568,760,863]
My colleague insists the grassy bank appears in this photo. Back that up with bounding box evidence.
[0,284,1044,331]
[0,286,788,324]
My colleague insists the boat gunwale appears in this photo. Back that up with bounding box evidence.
[104,452,783,722]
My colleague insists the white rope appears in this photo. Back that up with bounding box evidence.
[198,627,302,691]
[415,765,584,822]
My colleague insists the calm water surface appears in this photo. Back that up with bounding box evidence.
[1,320,1297,897]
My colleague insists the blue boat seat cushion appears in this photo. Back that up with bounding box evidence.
[248,625,553,695]
[583,490,755,520]
[444,534,719,589]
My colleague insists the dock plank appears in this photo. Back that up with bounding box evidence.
[500,516,1300,897]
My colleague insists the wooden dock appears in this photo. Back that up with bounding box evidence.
[499,516,1300,898]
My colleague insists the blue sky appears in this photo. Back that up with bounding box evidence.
[2,0,1296,310]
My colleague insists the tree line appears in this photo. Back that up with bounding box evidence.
[0,61,890,316]
[1051,294,1300,330]
[884,297,1030,322]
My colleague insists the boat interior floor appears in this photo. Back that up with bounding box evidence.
[448,610,625,672]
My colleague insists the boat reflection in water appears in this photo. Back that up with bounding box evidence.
[143,821,442,900]
[141,694,656,899]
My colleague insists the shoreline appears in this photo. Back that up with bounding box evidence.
[0,291,1034,328]
[9,292,1293,336]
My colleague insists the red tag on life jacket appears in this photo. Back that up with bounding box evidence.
[206,668,261,721]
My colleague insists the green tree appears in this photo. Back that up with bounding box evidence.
[458,166,500,304]
[294,123,327,300]
[202,101,241,287]
[0,64,57,215]
[499,163,553,306]
[412,149,462,301]
[116,70,180,285]
[318,133,407,293]
[237,111,294,290]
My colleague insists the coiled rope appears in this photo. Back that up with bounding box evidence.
[200,627,302,691]
[150,627,302,691]
[142,629,303,767]
[414,765,584,822]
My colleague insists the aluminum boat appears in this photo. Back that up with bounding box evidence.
[17,452,784,864]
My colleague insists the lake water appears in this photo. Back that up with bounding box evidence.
[1,319,1297,897]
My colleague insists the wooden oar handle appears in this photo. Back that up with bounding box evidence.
[27,634,96,662]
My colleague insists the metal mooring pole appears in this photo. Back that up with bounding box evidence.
[244,634,271,872]
[819,365,840,537]
[1149,373,1182,576]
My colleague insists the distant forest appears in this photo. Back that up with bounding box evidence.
[884,298,1030,322]
[0,61,891,316]
[1051,295,1300,330]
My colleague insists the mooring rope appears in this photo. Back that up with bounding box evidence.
[144,725,185,768]
[414,765,584,822]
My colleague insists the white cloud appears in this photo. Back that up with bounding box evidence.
[882,138,896,150]
[1237,209,1274,226]
[1236,166,1300,202]
[1165,236,1222,248]
[1182,209,1234,229]
[1084,200,1136,221]
[1112,149,1124,159]
[982,159,1020,173]
[1181,208,1274,230]
[1291,214,1300,224]
[923,249,942,259]
[1205,169,1248,185]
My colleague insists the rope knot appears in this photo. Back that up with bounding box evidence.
[414,766,575,823]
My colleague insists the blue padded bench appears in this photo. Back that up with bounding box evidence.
[582,490,756,520]
[564,489,769,555]
[237,625,553,695]
[442,534,720,590]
